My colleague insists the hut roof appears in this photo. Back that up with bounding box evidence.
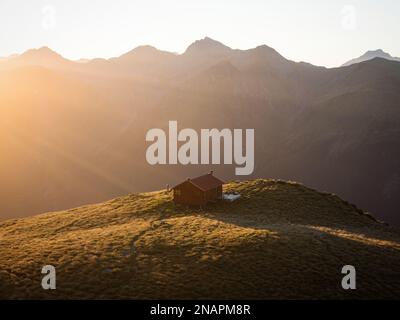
[173,172,224,191]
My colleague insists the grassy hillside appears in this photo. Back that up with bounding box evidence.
[1,179,400,299]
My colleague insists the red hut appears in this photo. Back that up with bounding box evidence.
[172,171,224,206]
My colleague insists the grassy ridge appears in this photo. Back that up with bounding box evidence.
[1,179,400,299]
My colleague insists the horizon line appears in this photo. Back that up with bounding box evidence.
[0,36,398,69]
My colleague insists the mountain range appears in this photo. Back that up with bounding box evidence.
[0,37,399,226]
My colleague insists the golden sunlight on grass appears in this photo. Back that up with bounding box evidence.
[1,179,400,299]
[308,226,400,250]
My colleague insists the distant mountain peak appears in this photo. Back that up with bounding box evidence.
[184,37,232,56]
[22,46,61,58]
[116,45,177,62]
[28,46,50,52]
[364,49,391,58]
[342,49,400,66]
[37,46,52,52]
[118,45,158,58]
[368,49,385,54]
[252,44,284,57]
[129,45,159,53]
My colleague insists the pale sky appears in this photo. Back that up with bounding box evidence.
[0,0,399,67]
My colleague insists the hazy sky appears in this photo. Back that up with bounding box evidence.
[0,0,399,67]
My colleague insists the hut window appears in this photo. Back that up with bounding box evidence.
[175,189,181,196]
